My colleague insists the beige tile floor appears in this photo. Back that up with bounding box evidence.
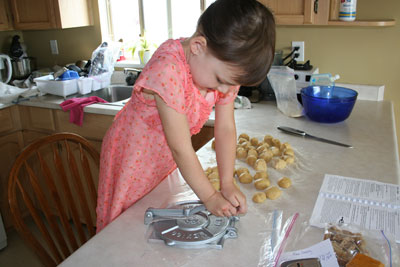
[0,228,43,267]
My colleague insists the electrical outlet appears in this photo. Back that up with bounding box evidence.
[50,40,59,55]
[291,41,304,62]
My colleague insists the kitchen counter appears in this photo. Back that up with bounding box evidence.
[11,93,216,126]
[59,100,400,267]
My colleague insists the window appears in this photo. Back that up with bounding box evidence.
[98,0,216,66]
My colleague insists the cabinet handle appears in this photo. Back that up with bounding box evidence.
[314,0,319,14]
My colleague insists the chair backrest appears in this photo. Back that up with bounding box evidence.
[8,132,100,267]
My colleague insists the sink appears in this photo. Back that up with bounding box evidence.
[73,85,132,103]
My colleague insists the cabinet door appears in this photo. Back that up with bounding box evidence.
[0,132,24,229]
[19,106,56,133]
[0,106,22,135]
[0,0,13,30]
[259,0,329,25]
[192,126,214,151]
[10,0,57,30]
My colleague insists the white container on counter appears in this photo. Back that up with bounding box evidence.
[339,0,357,21]
[77,77,93,95]
[90,72,111,91]
[34,75,78,97]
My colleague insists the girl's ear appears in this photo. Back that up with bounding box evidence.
[190,36,207,55]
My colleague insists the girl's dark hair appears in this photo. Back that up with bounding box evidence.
[197,0,276,86]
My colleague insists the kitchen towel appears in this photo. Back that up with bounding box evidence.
[60,96,108,126]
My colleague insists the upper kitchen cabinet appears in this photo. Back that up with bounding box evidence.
[259,0,329,25]
[0,0,13,30]
[259,0,395,26]
[9,0,93,30]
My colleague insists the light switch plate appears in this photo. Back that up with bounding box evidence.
[292,41,304,62]
[50,40,59,55]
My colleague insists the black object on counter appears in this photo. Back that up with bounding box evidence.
[239,76,276,103]
[9,35,24,59]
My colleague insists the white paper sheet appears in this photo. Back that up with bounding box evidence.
[278,239,339,267]
[310,174,400,243]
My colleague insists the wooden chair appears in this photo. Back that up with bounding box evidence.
[8,133,100,267]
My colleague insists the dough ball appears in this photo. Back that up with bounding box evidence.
[208,172,219,180]
[274,159,287,170]
[239,172,253,184]
[250,137,259,146]
[265,186,282,200]
[254,159,267,172]
[259,150,273,163]
[281,142,292,150]
[246,155,257,167]
[254,171,268,180]
[239,133,250,141]
[236,147,247,159]
[263,135,273,145]
[247,148,258,158]
[254,178,270,190]
[270,146,281,156]
[212,139,216,150]
[252,192,267,203]
[210,179,220,191]
[238,138,248,144]
[256,144,269,154]
[241,141,251,149]
[284,149,294,157]
[236,167,250,177]
[205,167,213,175]
[283,155,295,164]
[272,138,281,148]
[278,177,292,188]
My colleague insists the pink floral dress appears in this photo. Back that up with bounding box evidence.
[96,39,239,232]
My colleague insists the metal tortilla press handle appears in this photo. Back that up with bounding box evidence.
[144,205,206,225]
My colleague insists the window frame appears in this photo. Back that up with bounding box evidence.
[99,0,211,68]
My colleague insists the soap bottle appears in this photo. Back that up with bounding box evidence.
[339,0,357,22]
[310,74,340,87]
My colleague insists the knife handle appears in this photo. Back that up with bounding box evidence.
[277,126,306,136]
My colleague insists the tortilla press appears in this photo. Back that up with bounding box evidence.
[144,201,239,249]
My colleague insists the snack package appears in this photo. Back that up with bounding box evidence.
[267,66,303,117]
[324,223,398,267]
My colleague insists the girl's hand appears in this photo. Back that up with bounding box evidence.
[203,191,238,217]
[221,182,247,215]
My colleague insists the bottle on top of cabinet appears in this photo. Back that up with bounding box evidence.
[339,0,357,21]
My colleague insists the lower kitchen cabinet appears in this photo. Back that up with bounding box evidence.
[0,105,214,230]
[0,131,25,228]
[192,126,214,151]
[54,109,114,142]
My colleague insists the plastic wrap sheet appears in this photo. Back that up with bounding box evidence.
[141,130,326,266]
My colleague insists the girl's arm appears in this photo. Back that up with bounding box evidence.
[155,94,237,217]
[214,101,247,214]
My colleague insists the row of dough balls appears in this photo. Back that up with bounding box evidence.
[235,167,292,203]
[236,133,295,170]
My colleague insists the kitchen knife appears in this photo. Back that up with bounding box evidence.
[277,126,353,148]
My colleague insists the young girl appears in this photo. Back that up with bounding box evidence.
[96,0,276,232]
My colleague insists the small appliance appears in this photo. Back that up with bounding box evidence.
[0,54,12,83]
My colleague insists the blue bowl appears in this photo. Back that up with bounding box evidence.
[301,86,358,123]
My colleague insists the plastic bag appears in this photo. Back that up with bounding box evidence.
[88,41,120,77]
[258,211,300,267]
[267,66,303,117]
[323,223,398,267]
[0,82,28,104]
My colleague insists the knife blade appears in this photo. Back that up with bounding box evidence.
[277,126,353,148]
